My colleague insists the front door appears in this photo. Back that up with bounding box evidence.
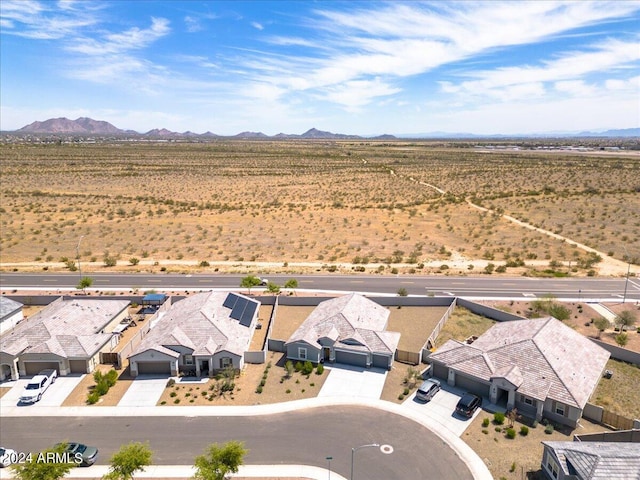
[323,347,331,361]
[201,360,209,375]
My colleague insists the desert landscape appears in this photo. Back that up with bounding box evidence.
[0,139,638,278]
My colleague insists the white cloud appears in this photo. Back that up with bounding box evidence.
[251,21,264,30]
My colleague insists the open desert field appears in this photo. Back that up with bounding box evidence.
[1,139,638,277]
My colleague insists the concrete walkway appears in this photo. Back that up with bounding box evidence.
[589,303,617,321]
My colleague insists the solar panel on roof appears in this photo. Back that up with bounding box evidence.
[223,293,239,310]
[231,297,248,320]
[239,302,257,327]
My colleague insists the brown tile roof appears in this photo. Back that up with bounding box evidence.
[130,291,258,359]
[429,317,610,408]
[286,293,401,355]
[543,441,640,479]
[0,298,129,358]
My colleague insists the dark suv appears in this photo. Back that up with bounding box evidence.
[455,393,481,418]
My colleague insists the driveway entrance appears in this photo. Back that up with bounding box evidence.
[318,363,387,399]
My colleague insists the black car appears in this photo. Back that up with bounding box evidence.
[455,393,481,418]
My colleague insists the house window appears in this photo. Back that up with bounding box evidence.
[298,347,307,360]
[555,402,565,416]
[184,355,194,365]
[546,455,559,479]
[520,395,536,407]
[220,357,232,369]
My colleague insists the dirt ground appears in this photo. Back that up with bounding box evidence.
[464,409,612,480]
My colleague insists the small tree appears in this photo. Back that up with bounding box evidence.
[77,276,93,293]
[129,257,140,266]
[103,442,152,480]
[507,408,518,428]
[11,444,74,480]
[240,275,261,294]
[593,317,609,338]
[397,287,408,297]
[284,360,294,379]
[266,281,280,295]
[615,310,637,331]
[615,332,629,347]
[284,279,298,295]
[403,366,420,388]
[193,441,247,480]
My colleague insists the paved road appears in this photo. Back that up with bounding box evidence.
[0,406,473,480]
[1,272,639,300]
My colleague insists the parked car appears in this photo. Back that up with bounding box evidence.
[259,277,269,286]
[55,442,98,467]
[19,369,57,404]
[455,392,482,418]
[416,378,441,402]
[0,447,17,467]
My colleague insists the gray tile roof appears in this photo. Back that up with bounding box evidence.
[286,293,401,355]
[0,298,129,358]
[543,441,640,479]
[0,296,23,320]
[429,317,610,408]
[130,291,259,359]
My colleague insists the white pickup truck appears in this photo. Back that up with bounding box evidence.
[19,369,57,404]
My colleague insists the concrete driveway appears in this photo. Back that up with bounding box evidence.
[0,374,85,408]
[402,382,484,437]
[318,363,387,400]
[117,375,168,407]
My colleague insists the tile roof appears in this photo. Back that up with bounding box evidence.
[429,317,610,408]
[0,296,23,320]
[543,441,640,479]
[286,293,401,355]
[129,291,259,359]
[0,298,129,358]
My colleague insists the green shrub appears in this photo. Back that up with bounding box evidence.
[301,360,314,375]
[95,380,109,396]
[482,429,488,435]
[170,391,177,398]
[255,386,263,394]
[259,379,265,387]
[506,428,516,439]
[520,426,529,436]
[545,424,554,434]
[316,364,324,375]
[493,412,505,425]
[105,369,118,387]
[86,391,100,404]
[294,361,303,372]
[166,378,175,387]
[510,462,516,472]
[482,418,490,428]
[495,426,502,432]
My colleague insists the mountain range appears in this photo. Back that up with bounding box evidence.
[9,117,640,139]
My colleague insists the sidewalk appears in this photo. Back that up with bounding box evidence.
[0,464,348,480]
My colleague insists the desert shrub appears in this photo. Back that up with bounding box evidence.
[506,428,516,439]
[403,387,410,395]
[495,426,502,432]
[545,424,554,434]
[105,369,118,387]
[294,361,303,372]
[520,426,529,436]
[301,361,314,375]
[255,386,263,394]
[316,364,324,375]
[95,380,109,396]
[86,391,100,404]
[166,378,175,387]
[482,418,490,427]
[493,412,505,425]
[199,260,210,267]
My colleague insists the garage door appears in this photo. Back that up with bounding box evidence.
[334,350,367,368]
[372,354,390,369]
[135,361,171,375]
[455,372,490,397]
[24,362,60,376]
[69,360,87,373]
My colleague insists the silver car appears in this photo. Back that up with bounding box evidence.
[416,378,441,402]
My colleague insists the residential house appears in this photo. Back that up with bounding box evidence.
[428,317,610,427]
[128,291,260,377]
[0,297,130,381]
[284,293,401,369]
[0,296,24,335]
[541,440,640,479]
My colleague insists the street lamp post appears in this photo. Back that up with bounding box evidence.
[326,456,333,480]
[350,443,380,480]
[76,235,85,280]
[622,246,631,304]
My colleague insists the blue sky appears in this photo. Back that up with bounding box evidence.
[1,0,639,135]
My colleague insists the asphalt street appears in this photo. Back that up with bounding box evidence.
[1,272,639,301]
[0,406,473,480]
